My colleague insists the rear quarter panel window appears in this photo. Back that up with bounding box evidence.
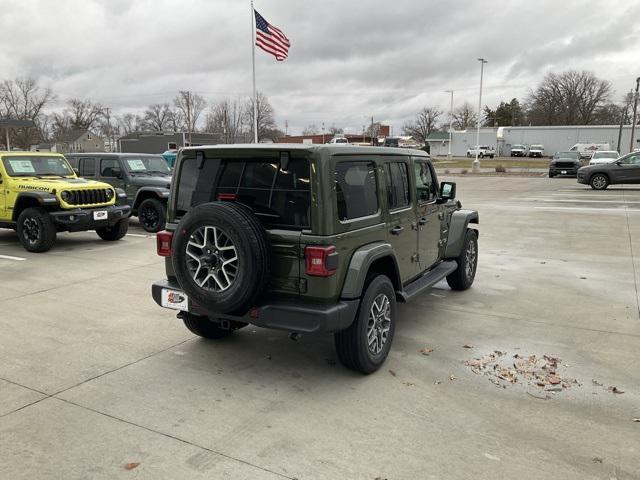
[335,161,378,221]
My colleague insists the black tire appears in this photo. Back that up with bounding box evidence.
[446,229,478,291]
[590,173,609,190]
[479,153,484,158]
[138,197,166,233]
[96,219,129,241]
[490,154,495,158]
[467,152,471,158]
[17,207,56,252]
[172,202,270,315]
[182,312,246,339]
[548,171,555,178]
[335,275,396,374]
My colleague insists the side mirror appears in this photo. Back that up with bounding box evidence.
[439,181,456,201]
[73,167,80,176]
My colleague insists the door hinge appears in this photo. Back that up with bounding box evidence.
[411,253,420,263]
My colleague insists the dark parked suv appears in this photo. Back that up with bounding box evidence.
[577,151,640,189]
[152,145,479,373]
[66,153,171,232]
[549,151,581,177]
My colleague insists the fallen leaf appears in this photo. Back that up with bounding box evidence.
[402,381,415,387]
[449,374,456,381]
[388,370,396,377]
[592,457,603,464]
[548,375,561,385]
[419,348,434,356]
[608,386,624,394]
[592,379,603,387]
[463,344,474,349]
[580,276,587,280]
[434,380,441,385]
[125,463,140,470]
[527,391,549,400]
[633,418,640,422]
[265,354,272,360]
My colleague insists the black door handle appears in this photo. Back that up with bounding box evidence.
[418,217,428,225]
[390,226,404,235]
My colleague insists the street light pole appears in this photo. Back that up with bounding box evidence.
[473,58,488,173]
[445,90,454,159]
[630,77,640,153]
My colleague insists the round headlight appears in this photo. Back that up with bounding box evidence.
[61,191,71,202]
[105,189,114,200]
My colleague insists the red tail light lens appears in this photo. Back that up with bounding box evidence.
[217,193,237,201]
[305,246,338,277]
[157,230,173,257]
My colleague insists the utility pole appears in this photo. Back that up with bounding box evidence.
[630,77,640,153]
[284,120,288,137]
[321,122,325,144]
[104,107,113,152]
[617,90,632,153]
[474,58,488,173]
[370,116,374,146]
[445,90,454,159]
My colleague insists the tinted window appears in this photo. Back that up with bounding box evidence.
[335,161,378,221]
[385,162,410,210]
[414,161,436,202]
[176,155,311,229]
[101,158,121,177]
[620,153,640,165]
[81,158,96,177]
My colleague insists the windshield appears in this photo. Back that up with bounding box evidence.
[513,145,525,149]
[531,145,543,149]
[2,156,74,177]
[122,156,171,174]
[593,152,618,159]
[555,152,579,160]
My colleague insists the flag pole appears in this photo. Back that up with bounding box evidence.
[251,0,258,143]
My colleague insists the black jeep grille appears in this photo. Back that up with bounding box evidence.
[66,189,111,206]
[555,161,577,169]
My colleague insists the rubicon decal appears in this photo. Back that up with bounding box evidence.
[18,185,50,192]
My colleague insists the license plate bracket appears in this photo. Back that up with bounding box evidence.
[161,288,189,310]
[93,210,108,221]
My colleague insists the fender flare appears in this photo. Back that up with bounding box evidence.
[444,209,479,258]
[12,192,59,220]
[340,242,401,299]
[133,186,170,208]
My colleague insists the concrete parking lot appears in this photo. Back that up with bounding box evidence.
[1,176,639,480]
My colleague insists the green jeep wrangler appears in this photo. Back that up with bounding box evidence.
[0,152,130,252]
[66,153,172,233]
[152,145,478,373]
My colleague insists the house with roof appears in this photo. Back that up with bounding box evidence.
[424,131,451,157]
[55,129,105,153]
[118,131,223,154]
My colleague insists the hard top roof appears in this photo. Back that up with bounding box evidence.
[66,152,163,157]
[0,151,64,157]
[180,143,429,157]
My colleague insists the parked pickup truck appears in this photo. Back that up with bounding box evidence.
[466,145,495,158]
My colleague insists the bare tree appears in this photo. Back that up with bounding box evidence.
[143,103,173,131]
[526,70,611,125]
[204,98,245,143]
[328,124,344,135]
[0,77,54,148]
[301,124,319,135]
[402,106,442,144]
[66,98,105,129]
[117,113,145,135]
[173,91,206,143]
[245,91,277,142]
[451,102,477,130]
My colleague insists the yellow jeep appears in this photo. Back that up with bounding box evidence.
[0,152,131,252]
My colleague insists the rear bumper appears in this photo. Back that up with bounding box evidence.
[151,279,360,333]
[50,205,131,232]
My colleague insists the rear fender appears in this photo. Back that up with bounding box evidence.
[340,242,401,299]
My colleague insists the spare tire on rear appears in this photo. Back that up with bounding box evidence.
[172,202,270,315]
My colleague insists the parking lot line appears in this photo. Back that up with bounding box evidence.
[525,198,640,204]
[0,254,26,261]
[533,206,640,213]
[126,233,152,238]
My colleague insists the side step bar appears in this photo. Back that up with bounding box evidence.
[397,260,458,302]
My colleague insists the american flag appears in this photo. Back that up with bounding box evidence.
[254,10,290,61]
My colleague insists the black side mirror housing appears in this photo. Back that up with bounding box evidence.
[439,181,456,201]
[73,167,80,176]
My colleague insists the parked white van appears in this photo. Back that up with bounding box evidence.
[569,143,611,159]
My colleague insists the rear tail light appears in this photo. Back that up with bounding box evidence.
[157,230,173,257]
[217,193,237,201]
[305,246,338,277]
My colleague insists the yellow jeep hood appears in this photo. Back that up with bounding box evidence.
[15,177,112,192]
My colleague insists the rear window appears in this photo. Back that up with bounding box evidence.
[335,161,378,221]
[176,154,311,229]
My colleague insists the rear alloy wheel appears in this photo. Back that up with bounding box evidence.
[96,219,129,241]
[17,207,56,252]
[335,275,396,374]
[590,174,609,190]
[446,229,478,291]
[138,197,166,233]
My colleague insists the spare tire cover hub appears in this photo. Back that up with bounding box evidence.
[186,225,238,292]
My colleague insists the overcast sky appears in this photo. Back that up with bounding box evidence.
[1,0,639,134]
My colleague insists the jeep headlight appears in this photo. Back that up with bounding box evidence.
[105,189,114,200]
[61,191,72,203]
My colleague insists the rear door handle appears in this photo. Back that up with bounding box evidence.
[390,226,404,235]
[418,217,429,225]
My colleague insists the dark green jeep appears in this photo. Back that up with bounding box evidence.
[66,153,172,232]
[152,145,479,373]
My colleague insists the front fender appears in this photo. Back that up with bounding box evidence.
[341,242,400,299]
[12,192,59,220]
[133,187,170,207]
[445,209,479,258]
